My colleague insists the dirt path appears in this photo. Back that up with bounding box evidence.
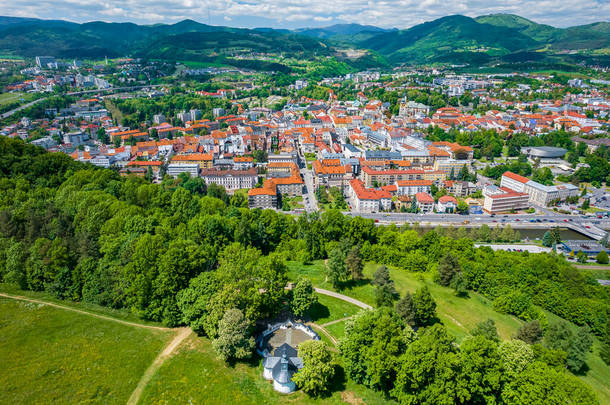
[321,316,352,327]
[0,293,171,331]
[575,265,610,270]
[307,323,338,346]
[314,288,372,310]
[126,327,192,405]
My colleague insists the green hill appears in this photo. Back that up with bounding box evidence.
[360,14,610,65]
[0,14,608,67]
[360,15,537,63]
[475,13,610,52]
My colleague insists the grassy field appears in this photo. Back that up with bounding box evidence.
[0,92,35,107]
[310,293,362,325]
[139,334,393,405]
[287,260,523,341]
[0,295,172,404]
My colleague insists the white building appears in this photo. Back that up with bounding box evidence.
[348,179,392,213]
[167,163,199,178]
[501,171,579,206]
[200,168,258,193]
[395,180,433,196]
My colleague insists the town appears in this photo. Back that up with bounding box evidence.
[1,12,610,404]
[3,58,609,227]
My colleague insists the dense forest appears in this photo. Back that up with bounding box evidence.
[0,137,608,403]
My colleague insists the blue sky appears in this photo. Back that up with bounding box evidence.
[3,0,609,29]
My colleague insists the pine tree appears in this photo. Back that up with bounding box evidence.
[345,246,364,280]
[438,252,459,286]
[395,293,417,327]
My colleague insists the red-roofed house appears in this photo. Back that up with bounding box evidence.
[437,195,458,213]
[348,179,392,213]
[415,192,435,213]
[395,180,433,196]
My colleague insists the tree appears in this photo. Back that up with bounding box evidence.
[577,251,588,263]
[438,252,460,286]
[372,265,398,307]
[376,282,399,307]
[458,336,503,404]
[391,324,461,404]
[326,247,348,288]
[395,293,417,327]
[212,308,255,362]
[292,340,336,396]
[600,232,609,248]
[413,286,437,327]
[515,320,543,344]
[581,199,590,210]
[291,278,317,318]
[345,245,364,280]
[499,339,534,376]
[544,321,592,374]
[372,265,391,287]
[450,272,468,296]
[542,231,553,247]
[340,308,412,392]
[145,166,153,182]
[472,319,500,342]
[501,361,597,404]
[596,250,608,264]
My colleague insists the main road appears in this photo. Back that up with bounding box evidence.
[1,85,163,119]
[287,209,609,238]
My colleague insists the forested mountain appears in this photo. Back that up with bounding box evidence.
[0,17,318,59]
[0,14,608,66]
[296,23,388,38]
[359,14,610,65]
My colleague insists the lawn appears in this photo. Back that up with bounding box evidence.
[0,295,173,404]
[325,320,349,340]
[0,92,26,106]
[139,334,393,405]
[309,293,362,325]
[287,260,524,341]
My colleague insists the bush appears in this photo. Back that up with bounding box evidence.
[596,250,608,264]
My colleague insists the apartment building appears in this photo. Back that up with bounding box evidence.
[348,179,392,213]
[483,185,530,213]
[395,180,433,196]
[200,168,258,193]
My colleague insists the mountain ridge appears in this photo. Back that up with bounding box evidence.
[0,14,608,67]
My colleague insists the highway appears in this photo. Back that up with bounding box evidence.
[1,97,46,119]
[287,209,609,239]
[1,84,163,119]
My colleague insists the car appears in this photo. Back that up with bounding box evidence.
[374,219,379,223]
[515,219,520,221]
[585,225,591,229]
[492,220,497,223]
[563,219,569,222]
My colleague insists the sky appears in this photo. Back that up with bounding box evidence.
[2,0,609,29]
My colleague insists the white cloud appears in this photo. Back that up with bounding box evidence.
[0,0,607,29]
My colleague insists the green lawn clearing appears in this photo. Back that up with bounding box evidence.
[139,334,393,405]
[0,294,172,404]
